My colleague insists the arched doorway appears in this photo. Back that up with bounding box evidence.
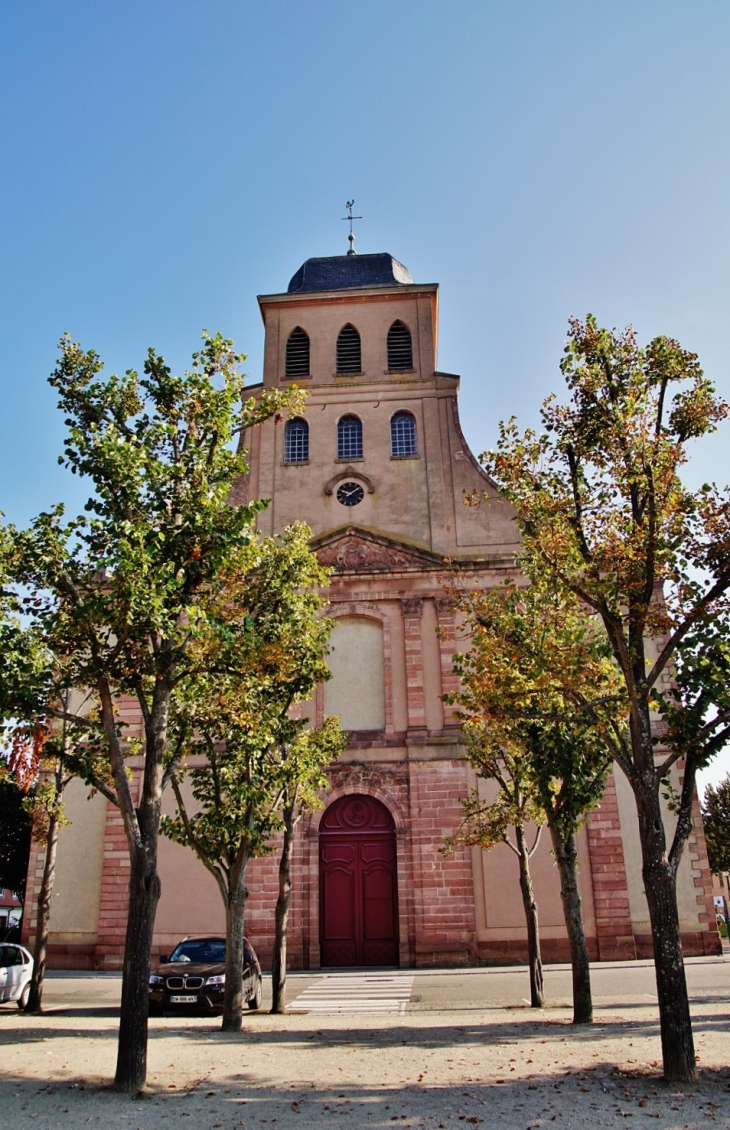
[319,794,399,967]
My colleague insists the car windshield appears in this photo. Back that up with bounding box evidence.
[169,939,226,964]
[0,945,23,967]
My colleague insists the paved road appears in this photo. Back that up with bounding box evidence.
[16,954,729,1017]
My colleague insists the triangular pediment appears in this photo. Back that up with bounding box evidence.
[311,526,445,574]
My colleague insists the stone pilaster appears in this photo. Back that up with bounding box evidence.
[585,773,636,959]
[434,595,460,728]
[401,597,426,733]
[93,772,137,969]
[684,775,722,956]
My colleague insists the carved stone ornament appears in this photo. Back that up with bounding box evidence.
[401,596,424,617]
[320,793,395,834]
[324,467,376,496]
[317,535,425,573]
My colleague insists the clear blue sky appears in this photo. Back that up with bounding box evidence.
[2,1,729,786]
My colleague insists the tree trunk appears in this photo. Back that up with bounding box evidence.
[515,824,544,1008]
[25,808,61,1013]
[101,674,169,1094]
[221,854,249,1032]
[549,823,592,1024]
[113,846,161,1093]
[634,775,697,1082]
[271,806,296,1014]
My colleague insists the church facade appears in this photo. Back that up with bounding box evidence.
[23,251,720,970]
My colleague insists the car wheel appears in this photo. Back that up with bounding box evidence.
[149,1002,164,1017]
[17,983,30,1010]
[247,977,262,1011]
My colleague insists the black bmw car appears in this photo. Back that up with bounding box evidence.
[148,935,262,1015]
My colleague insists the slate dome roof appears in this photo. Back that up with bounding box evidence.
[287,253,413,294]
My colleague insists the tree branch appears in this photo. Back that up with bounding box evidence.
[97,676,142,852]
[646,573,730,692]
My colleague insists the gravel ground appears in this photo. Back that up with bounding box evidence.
[1,973,729,1129]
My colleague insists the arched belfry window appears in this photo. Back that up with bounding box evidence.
[387,320,413,371]
[336,324,361,374]
[337,415,363,459]
[284,418,309,463]
[390,411,417,457]
[286,327,310,377]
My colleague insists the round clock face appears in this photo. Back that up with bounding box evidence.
[336,481,364,507]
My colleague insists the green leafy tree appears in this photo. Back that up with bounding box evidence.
[0,531,55,732]
[9,689,107,1013]
[162,523,343,1030]
[0,542,80,996]
[23,755,69,1011]
[702,774,730,880]
[270,716,344,1015]
[657,616,730,855]
[7,713,71,1012]
[448,569,624,1024]
[444,738,546,1009]
[0,772,31,909]
[481,315,730,1081]
[2,333,303,1091]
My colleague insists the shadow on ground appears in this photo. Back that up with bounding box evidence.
[2,1005,729,1049]
[1,1060,730,1129]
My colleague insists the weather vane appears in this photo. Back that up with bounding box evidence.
[342,200,362,256]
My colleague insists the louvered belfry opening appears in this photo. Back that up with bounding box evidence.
[337,324,362,374]
[387,320,413,371]
[286,327,310,377]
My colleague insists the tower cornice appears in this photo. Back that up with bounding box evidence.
[257,282,438,322]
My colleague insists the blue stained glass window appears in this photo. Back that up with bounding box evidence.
[337,415,363,459]
[390,412,417,457]
[284,418,309,463]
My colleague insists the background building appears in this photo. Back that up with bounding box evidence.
[0,889,23,940]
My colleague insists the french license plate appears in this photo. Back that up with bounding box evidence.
[170,994,198,1003]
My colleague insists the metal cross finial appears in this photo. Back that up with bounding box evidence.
[342,199,362,256]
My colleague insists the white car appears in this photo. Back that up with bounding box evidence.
[0,943,33,1008]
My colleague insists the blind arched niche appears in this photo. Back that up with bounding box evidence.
[324,617,385,730]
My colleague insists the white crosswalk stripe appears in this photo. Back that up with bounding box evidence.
[287,971,414,1015]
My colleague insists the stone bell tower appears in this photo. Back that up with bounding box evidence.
[234,250,520,560]
[233,247,529,968]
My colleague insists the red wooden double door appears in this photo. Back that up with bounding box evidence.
[319,794,399,967]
